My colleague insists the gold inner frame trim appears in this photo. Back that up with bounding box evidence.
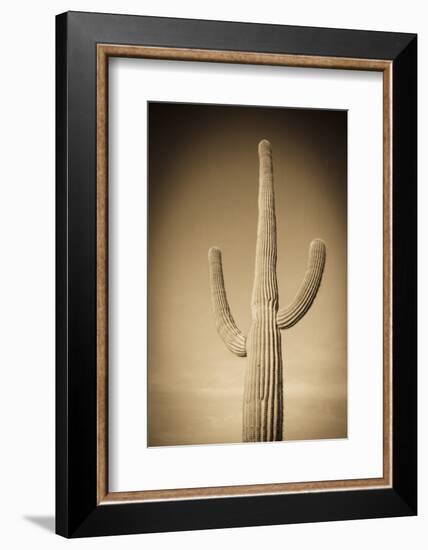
[96,43,393,505]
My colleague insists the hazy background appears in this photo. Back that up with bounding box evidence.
[148,102,347,446]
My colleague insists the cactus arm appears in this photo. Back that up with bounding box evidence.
[276,239,326,330]
[208,247,247,357]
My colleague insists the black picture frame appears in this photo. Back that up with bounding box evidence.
[56,11,417,538]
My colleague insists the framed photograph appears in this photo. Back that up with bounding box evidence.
[56,11,417,537]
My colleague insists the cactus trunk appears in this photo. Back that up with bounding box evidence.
[244,140,283,442]
[243,316,283,441]
[208,139,326,443]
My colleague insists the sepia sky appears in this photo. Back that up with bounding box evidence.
[147,102,347,446]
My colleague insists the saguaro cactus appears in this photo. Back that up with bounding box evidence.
[208,140,326,442]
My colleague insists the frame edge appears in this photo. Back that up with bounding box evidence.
[55,11,69,538]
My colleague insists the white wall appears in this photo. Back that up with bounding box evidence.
[0,1,424,547]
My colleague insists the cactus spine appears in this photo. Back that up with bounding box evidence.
[208,140,326,442]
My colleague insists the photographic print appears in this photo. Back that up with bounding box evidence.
[148,102,347,447]
[57,14,417,536]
